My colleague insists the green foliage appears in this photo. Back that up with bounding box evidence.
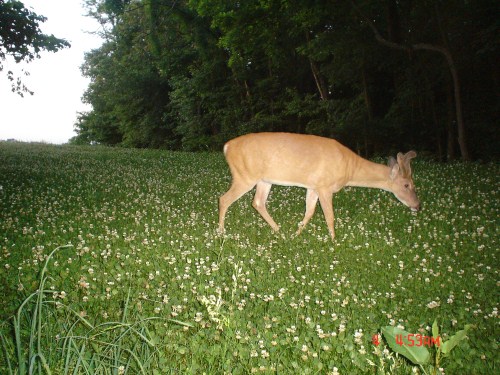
[1,143,499,373]
[0,245,192,374]
[73,0,498,159]
[439,323,473,356]
[381,320,474,375]
[0,0,70,95]
[381,326,430,365]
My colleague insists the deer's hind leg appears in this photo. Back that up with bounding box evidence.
[252,181,280,232]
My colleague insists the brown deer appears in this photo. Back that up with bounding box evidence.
[218,132,420,240]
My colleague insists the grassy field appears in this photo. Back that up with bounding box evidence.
[0,142,498,374]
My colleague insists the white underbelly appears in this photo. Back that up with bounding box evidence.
[262,178,310,189]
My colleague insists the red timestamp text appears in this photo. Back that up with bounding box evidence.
[395,334,441,347]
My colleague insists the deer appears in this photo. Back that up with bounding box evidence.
[218,132,420,240]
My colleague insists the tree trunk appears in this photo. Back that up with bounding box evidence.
[386,0,402,44]
[361,61,373,156]
[310,59,329,100]
[306,32,329,101]
[446,81,456,160]
[432,3,470,160]
[351,0,471,160]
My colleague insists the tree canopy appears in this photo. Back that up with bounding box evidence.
[0,0,70,95]
[73,0,498,160]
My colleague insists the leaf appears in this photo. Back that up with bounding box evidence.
[381,326,430,365]
[432,319,439,339]
[168,318,194,328]
[177,346,187,355]
[440,324,473,355]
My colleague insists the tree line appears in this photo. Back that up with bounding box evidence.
[71,0,498,160]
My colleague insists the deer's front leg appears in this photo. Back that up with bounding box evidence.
[317,189,335,241]
[296,189,319,236]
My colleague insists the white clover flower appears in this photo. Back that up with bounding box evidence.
[79,280,89,289]
[427,300,440,309]
[354,329,364,345]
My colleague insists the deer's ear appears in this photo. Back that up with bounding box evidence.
[390,163,400,180]
[398,150,417,178]
[396,152,405,166]
[388,157,397,168]
[405,150,417,160]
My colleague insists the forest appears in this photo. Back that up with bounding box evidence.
[72,0,498,160]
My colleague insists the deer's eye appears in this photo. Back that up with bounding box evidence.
[404,183,410,189]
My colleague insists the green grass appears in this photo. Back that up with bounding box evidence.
[0,142,498,374]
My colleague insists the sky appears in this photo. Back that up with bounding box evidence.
[0,0,103,144]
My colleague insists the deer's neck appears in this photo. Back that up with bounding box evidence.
[346,157,391,191]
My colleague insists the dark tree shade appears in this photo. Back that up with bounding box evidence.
[73,0,499,161]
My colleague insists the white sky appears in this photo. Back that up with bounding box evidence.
[0,0,103,143]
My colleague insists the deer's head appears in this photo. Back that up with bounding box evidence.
[388,151,420,212]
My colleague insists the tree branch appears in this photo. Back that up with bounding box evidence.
[350,0,470,160]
